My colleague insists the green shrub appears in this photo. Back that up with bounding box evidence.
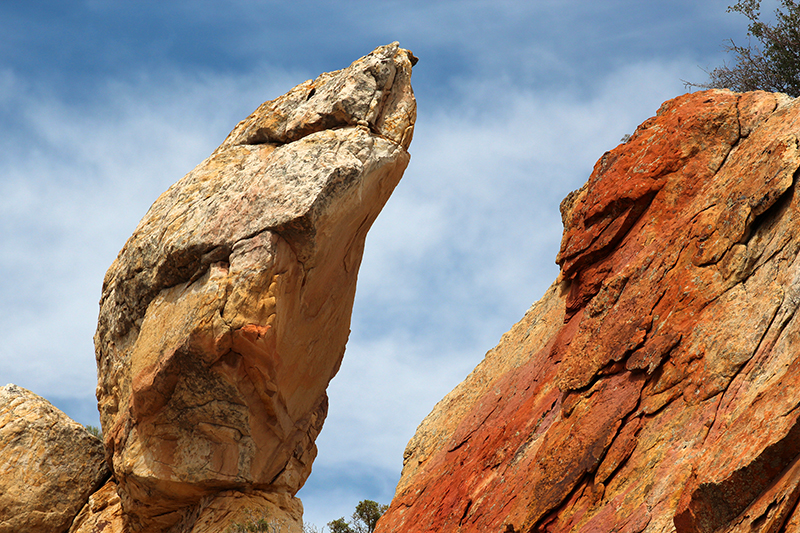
[326,500,389,533]
[84,425,102,439]
[691,1,800,96]
[225,509,283,533]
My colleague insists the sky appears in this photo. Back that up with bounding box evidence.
[0,0,772,528]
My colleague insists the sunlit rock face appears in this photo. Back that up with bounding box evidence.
[378,90,800,533]
[0,384,110,533]
[94,42,416,532]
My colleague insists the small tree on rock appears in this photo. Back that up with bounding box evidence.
[352,500,388,533]
[327,518,353,533]
[326,500,389,533]
[693,1,800,96]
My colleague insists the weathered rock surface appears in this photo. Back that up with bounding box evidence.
[378,90,800,533]
[67,479,304,533]
[0,384,110,533]
[94,42,415,532]
[68,479,125,533]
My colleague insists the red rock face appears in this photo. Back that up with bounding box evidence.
[378,90,800,533]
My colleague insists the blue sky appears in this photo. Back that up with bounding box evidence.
[0,0,769,528]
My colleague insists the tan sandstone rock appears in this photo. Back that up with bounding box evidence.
[94,42,415,532]
[181,490,304,533]
[377,90,800,533]
[68,479,125,533]
[0,384,110,533]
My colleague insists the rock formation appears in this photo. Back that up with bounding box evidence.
[378,90,800,533]
[69,479,125,533]
[91,42,416,532]
[0,384,109,533]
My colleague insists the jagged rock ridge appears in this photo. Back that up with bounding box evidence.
[377,90,800,533]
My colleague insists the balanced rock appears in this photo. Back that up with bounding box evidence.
[0,384,110,533]
[94,43,416,532]
[378,90,800,532]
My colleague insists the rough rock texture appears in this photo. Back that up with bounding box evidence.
[0,384,110,533]
[378,90,800,533]
[94,42,415,532]
[69,480,125,533]
[67,480,302,533]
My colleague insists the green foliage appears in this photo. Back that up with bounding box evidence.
[235,499,388,533]
[225,509,284,533]
[352,500,388,533]
[326,500,389,533]
[84,425,102,439]
[327,517,353,533]
[696,1,800,96]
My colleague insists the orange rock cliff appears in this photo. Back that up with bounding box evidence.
[377,89,800,533]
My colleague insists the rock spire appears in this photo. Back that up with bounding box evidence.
[92,42,416,532]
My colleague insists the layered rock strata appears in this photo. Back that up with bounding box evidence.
[94,42,415,532]
[0,384,110,533]
[378,90,800,533]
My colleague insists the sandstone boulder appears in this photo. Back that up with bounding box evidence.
[378,90,800,532]
[0,384,110,533]
[94,42,415,532]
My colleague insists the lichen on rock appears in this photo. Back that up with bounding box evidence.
[0,384,110,533]
[377,90,800,533]
[93,42,416,532]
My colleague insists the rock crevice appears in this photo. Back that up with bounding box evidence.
[377,90,800,533]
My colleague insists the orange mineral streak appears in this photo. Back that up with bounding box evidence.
[378,90,800,533]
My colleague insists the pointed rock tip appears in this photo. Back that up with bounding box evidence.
[218,42,417,151]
